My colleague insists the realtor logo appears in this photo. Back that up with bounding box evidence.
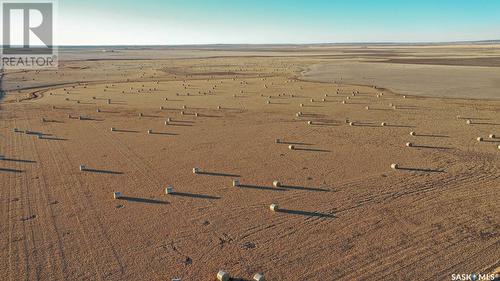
[1,0,57,68]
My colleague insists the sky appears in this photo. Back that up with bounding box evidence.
[56,0,500,45]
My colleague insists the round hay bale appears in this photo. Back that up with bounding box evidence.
[217,271,230,281]
[253,273,265,281]
[165,186,174,194]
[269,204,279,212]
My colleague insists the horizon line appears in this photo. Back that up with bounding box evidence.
[39,39,500,48]
[3,39,499,49]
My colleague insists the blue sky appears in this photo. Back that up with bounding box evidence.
[58,0,500,45]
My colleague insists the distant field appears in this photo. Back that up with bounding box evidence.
[379,57,500,67]
[302,61,500,100]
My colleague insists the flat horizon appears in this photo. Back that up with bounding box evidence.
[12,39,500,48]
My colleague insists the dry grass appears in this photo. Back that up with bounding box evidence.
[0,45,499,280]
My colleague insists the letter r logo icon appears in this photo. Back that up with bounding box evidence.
[2,1,53,54]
